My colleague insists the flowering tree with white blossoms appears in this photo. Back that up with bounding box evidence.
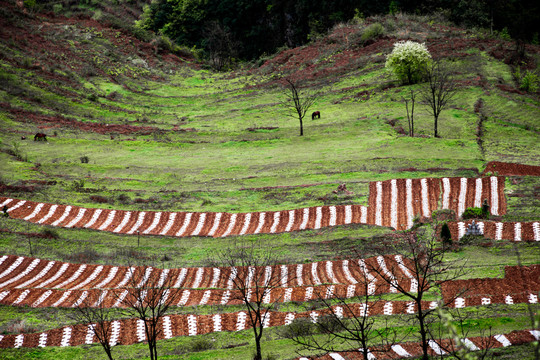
[385,40,431,84]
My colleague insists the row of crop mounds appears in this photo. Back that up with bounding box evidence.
[0,255,416,308]
[0,176,507,240]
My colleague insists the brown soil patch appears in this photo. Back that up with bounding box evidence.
[483,161,540,176]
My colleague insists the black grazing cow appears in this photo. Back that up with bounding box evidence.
[312,111,320,120]
[34,133,47,141]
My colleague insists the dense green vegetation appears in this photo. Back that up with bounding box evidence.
[0,1,539,359]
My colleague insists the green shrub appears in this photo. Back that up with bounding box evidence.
[190,337,214,352]
[385,40,431,84]
[360,23,384,44]
[481,199,490,217]
[440,223,452,246]
[53,3,62,14]
[519,70,539,93]
[23,0,36,9]
[499,27,511,41]
[316,314,342,334]
[461,207,488,220]
[281,317,316,339]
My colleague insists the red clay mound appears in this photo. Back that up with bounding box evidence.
[483,161,540,176]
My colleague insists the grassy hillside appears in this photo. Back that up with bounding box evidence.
[0,2,539,359]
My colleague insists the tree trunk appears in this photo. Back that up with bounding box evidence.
[254,334,262,360]
[105,347,114,360]
[361,338,369,360]
[417,307,429,360]
[299,116,304,136]
[434,114,439,137]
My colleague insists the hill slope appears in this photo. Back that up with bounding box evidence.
[0,4,539,360]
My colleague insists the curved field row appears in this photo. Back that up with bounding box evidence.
[447,221,540,241]
[296,329,540,360]
[0,255,411,292]
[0,282,415,309]
[0,197,370,235]
[0,279,535,310]
[0,176,506,234]
[0,298,536,349]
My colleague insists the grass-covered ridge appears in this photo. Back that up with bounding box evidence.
[0,2,539,359]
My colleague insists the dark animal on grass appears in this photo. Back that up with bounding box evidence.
[21,136,26,140]
[34,133,47,141]
[312,111,320,120]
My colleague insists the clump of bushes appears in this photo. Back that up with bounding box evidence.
[360,22,385,44]
[461,206,490,220]
[514,68,539,93]
[1,319,38,335]
[281,317,316,339]
[189,337,214,352]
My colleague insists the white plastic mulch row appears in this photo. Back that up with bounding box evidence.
[66,208,86,228]
[390,179,398,230]
[375,181,383,226]
[405,179,414,229]
[420,178,430,218]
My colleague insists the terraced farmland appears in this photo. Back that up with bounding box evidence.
[0,2,539,359]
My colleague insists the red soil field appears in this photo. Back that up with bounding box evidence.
[483,161,540,176]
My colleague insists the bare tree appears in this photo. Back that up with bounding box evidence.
[285,267,398,360]
[205,21,238,71]
[115,264,182,360]
[366,229,469,360]
[421,61,457,138]
[72,291,117,360]
[404,89,416,137]
[214,241,290,360]
[282,78,318,136]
